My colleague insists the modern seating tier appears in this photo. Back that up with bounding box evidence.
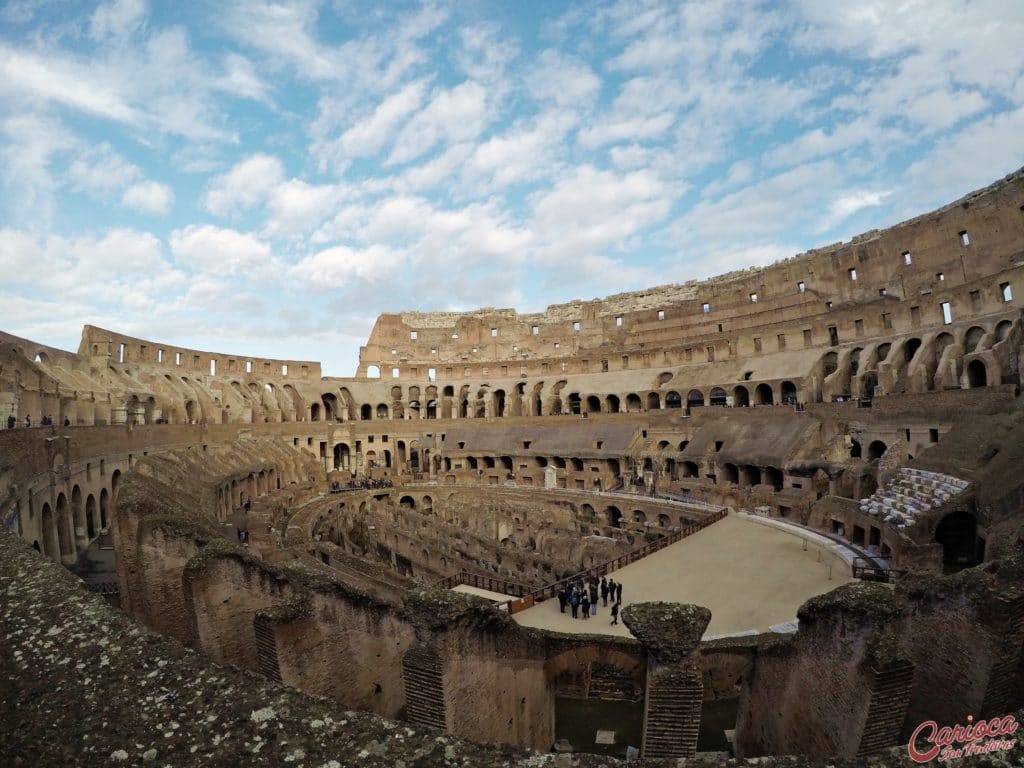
[858,468,968,529]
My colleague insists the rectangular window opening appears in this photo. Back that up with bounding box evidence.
[797,281,806,293]
[1001,282,1013,302]
[157,349,164,363]
[702,302,711,313]
[573,321,581,332]
[936,272,945,282]
[245,360,252,373]
[749,292,758,303]
[175,352,182,366]
[615,316,622,327]
[848,268,857,281]
[657,309,665,320]
[903,251,912,265]
[940,301,953,325]
[491,328,498,337]
[282,364,289,376]
[959,230,970,246]
[410,331,418,340]
[391,367,400,378]
[532,325,539,335]
[210,359,216,376]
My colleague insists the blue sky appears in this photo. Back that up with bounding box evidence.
[2,0,1023,375]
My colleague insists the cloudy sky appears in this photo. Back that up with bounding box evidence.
[1,0,1023,375]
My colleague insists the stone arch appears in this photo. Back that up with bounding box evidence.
[722,463,739,484]
[646,392,660,410]
[780,381,797,404]
[376,403,389,419]
[709,387,727,406]
[964,326,986,353]
[632,509,646,524]
[99,488,108,529]
[604,506,622,528]
[822,351,839,377]
[85,494,97,538]
[680,461,699,478]
[55,493,72,557]
[966,359,987,388]
[733,386,750,407]
[360,404,372,420]
[754,383,774,405]
[625,393,642,412]
[867,440,887,461]
[41,502,57,559]
[995,320,1012,342]
[687,389,705,407]
[605,394,621,413]
[664,391,681,408]
[765,467,784,491]
[585,395,601,413]
[935,510,982,571]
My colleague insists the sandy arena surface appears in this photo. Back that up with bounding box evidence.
[510,513,853,639]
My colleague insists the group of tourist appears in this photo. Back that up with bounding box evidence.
[556,575,624,626]
[330,477,394,492]
[4,415,71,429]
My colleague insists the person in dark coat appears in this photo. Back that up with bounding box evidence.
[6,415,14,430]
[570,589,579,619]
[600,577,609,606]
[580,592,590,619]
[588,582,598,607]
[557,586,567,614]
[610,602,620,626]
[616,581,623,603]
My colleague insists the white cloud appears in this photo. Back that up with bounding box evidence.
[90,0,147,41]
[122,179,173,214]
[170,225,276,277]
[67,143,143,197]
[264,179,349,240]
[290,244,404,287]
[387,81,492,166]
[331,79,430,160]
[203,153,285,217]
[820,189,892,231]
[526,49,601,109]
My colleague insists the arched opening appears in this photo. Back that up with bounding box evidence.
[376,403,389,419]
[964,326,986,353]
[733,386,750,407]
[709,387,727,407]
[400,496,416,509]
[568,393,582,415]
[664,391,681,408]
[935,511,982,572]
[867,440,887,461]
[765,467,784,491]
[722,463,739,484]
[494,389,506,417]
[99,489,108,530]
[605,506,622,528]
[110,469,121,500]
[632,510,646,524]
[625,393,642,412]
[754,383,774,405]
[861,372,878,399]
[850,439,862,458]
[646,392,660,410]
[658,513,670,528]
[360,404,372,420]
[967,359,987,388]
[333,443,351,470]
[85,494,97,539]
[426,399,437,419]
[41,503,57,559]
[586,395,601,413]
[185,400,196,422]
[742,465,762,486]
[55,493,72,557]
[310,402,321,421]
[681,461,699,478]
[822,351,838,377]
[780,381,797,404]
[995,320,1012,342]
[904,338,922,362]
[687,389,705,408]
[366,365,381,379]
[606,394,621,413]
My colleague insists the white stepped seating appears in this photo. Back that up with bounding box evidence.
[857,468,968,530]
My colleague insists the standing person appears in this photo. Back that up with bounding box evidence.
[6,414,14,430]
[616,580,623,604]
[610,602,620,626]
[570,589,579,619]
[589,581,598,612]
[607,579,616,605]
[600,577,609,606]
[23,415,31,428]
[581,591,590,619]
[557,586,567,614]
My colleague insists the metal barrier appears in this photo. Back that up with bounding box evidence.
[852,557,903,583]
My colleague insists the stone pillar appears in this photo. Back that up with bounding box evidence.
[621,603,710,761]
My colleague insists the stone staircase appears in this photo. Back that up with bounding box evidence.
[858,468,969,530]
[642,674,702,759]
[857,661,914,756]
[588,663,641,701]
[402,647,447,730]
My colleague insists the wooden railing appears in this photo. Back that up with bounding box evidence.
[489,509,728,613]
[432,570,532,597]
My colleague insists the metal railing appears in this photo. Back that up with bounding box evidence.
[852,557,904,583]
